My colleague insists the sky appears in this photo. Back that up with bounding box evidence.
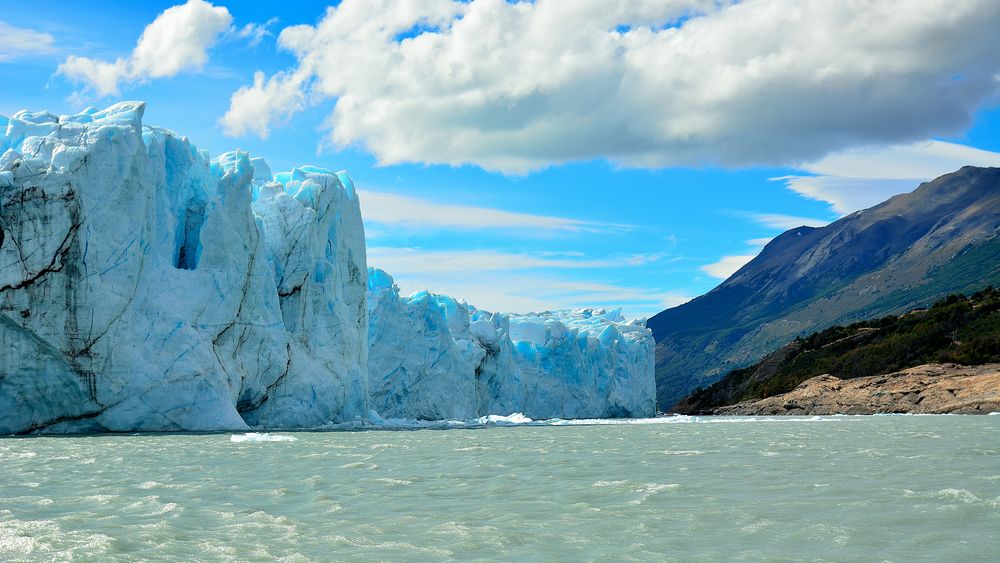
[2,0,1000,319]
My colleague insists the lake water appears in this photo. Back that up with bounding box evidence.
[1,416,998,561]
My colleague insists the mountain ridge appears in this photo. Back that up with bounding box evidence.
[648,166,1000,410]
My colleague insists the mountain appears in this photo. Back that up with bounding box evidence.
[672,286,1000,414]
[647,166,1000,410]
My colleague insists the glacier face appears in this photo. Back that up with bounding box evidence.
[0,103,368,434]
[0,102,655,434]
[368,269,656,420]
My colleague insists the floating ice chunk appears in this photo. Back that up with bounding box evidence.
[475,413,533,425]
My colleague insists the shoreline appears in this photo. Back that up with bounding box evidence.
[708,363,1000,416]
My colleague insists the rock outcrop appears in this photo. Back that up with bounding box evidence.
[713,364,1000,415]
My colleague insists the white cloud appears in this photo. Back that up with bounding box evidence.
[749,213,830,231]
[774,175,919,216]
[0,22,56,61]
[778,140,1000,215]
[57,0,232,96]
[803,140,1000,180]
[221,68,311,138]
[358,189,633,233]
[701,236,786,280]
[367,247,662,274]
[745,237,773,248]
[222,0,1000,173]
[699,254,756,279]
[236,18,279,47]
[373,266,689,319]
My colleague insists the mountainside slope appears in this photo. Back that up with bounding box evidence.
[672,286,1000,414]
[648,166,1000,410]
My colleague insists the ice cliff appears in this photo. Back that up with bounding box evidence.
[0,103,367,433]
[0,103,655,434]
[368,269,655,420]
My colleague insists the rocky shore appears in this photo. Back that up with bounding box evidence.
[712,363,1000,415]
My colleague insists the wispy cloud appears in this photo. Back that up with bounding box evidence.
[234,17,278,47]
[749,213,830,231]
[0,21,57,61]
[699,254,757,280]
[367,247,662,274]
[700,237,779,280]
[359,190,634,233]
[778,140,1000,215]
[380,269,690,320]
[745,237,774,248]
[367,247,684,318]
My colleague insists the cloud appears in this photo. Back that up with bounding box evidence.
[745,237,774,248]
[222,0,1000,173]
[358,189,633,233]
[701,236,783,280]
[376,267,688,319]
[367,247,662,273]
[749,213,830,231]
[0,22,57,61]
[57,0,232,96]
[777,140,1000,214]
[221,68,311,138]
[235,18,279,47]
[368,247,682,318]
[700,254,757,280]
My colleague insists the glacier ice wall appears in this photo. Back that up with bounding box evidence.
[0,102,655,434]
[367,269,656,419]
[0,103,368,434]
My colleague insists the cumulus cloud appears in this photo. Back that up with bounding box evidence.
[221,68,313,138]
[778,140,1000,214]
[57,0,233,96]
[222,0,1000,173]
[0,22,57,61]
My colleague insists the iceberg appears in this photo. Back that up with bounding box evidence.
[0,102,655,434]
[368,269,656,420]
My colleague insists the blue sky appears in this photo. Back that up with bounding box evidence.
[3,0,1000,318]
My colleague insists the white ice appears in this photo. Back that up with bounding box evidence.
[0,102,655,435]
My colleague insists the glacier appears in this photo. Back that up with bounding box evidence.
[368,269,655,420]
[0,102,368,433]
[0,102,654,434]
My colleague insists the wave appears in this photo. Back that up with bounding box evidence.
[230,433,299,443]
[305,412,872,432]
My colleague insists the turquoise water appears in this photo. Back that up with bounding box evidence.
[1,416,998,561]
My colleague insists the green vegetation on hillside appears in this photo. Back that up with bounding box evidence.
[673,286,1000,413]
